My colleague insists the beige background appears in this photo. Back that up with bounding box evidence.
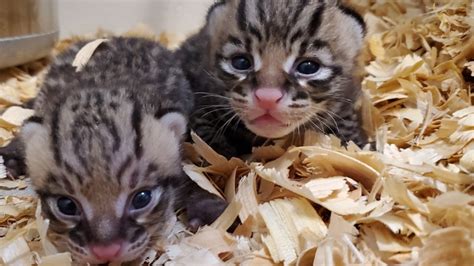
[58,0,214,38]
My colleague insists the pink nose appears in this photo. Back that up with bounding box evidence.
[254,88,284,110]
[91,243,122,261]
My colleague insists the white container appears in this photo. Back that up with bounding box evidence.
[0,0,59,69]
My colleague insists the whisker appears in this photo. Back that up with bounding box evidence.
[202,69,225,83]
[309,92,353,104]
[320,111,341,134]
[310,109,338,128]
[194,105,232,112]
[208,109,236,124]
[212,112,239,143]
[308,105,344,120]
[230,114,243,132]
[199,107,235,119]
[194,104,232,113]
[303,114,324,133]
[194,92,232,101]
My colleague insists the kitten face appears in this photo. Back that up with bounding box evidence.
[22,90,187,264]
[206,0,365,138]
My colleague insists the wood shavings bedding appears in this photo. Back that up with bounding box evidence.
[0,0,473,265]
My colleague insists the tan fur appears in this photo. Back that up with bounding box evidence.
[21,37,192,264]
[141,114,183,178]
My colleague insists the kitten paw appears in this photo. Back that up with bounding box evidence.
[0,138,26,177]
[186,194,227,233]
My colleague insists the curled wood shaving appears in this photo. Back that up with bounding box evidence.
[0,106,34,129]
[71,39,108,72]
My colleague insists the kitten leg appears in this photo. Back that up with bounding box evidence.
[0,98,35,178]
[185,185,228,232]
[175,176,228,232]
[0,137,27,177]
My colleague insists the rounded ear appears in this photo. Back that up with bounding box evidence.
[159,112,188,139]
[205,0,233,34]
[324,3,366,59]
[338,4,366,37]
[21,118,46,143]
[20,119,57,182]
[206,1,226,21]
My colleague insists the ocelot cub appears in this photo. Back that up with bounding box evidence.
[1,37,225,264]
[177,0,368,158]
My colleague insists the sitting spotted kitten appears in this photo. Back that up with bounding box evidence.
[177,0,368,157]
[3,38,224,264]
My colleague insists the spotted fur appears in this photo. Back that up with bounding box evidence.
[19,37,198,264]
[177,0,368,157]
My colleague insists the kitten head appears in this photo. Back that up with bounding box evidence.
[22,89,187,264]
[204,0,365,138]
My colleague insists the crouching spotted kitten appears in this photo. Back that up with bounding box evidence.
[177,0,368,157]
[11,37,224,264]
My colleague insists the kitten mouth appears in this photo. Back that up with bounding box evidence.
[246,113,293,139]
[245,111,296,138]
[250,113,286,127]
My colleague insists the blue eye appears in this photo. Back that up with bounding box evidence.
[296,60,320,75]
[57,197,79,216]
[231,55,252,71]
[132,190,152,210]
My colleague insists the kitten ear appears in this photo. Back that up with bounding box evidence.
[205,0,231,33]
[337,5,366,38]
[20,116,45,142]
[159,112,187,139]
[21,117,57,181]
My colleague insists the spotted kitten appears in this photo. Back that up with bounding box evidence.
[177,0,368,157]
[12,37,221,264]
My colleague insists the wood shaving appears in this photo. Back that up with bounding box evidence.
[1,1,473,265]
[0,107,35,129]
[71,39,108,72]
[0,157,6,179]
